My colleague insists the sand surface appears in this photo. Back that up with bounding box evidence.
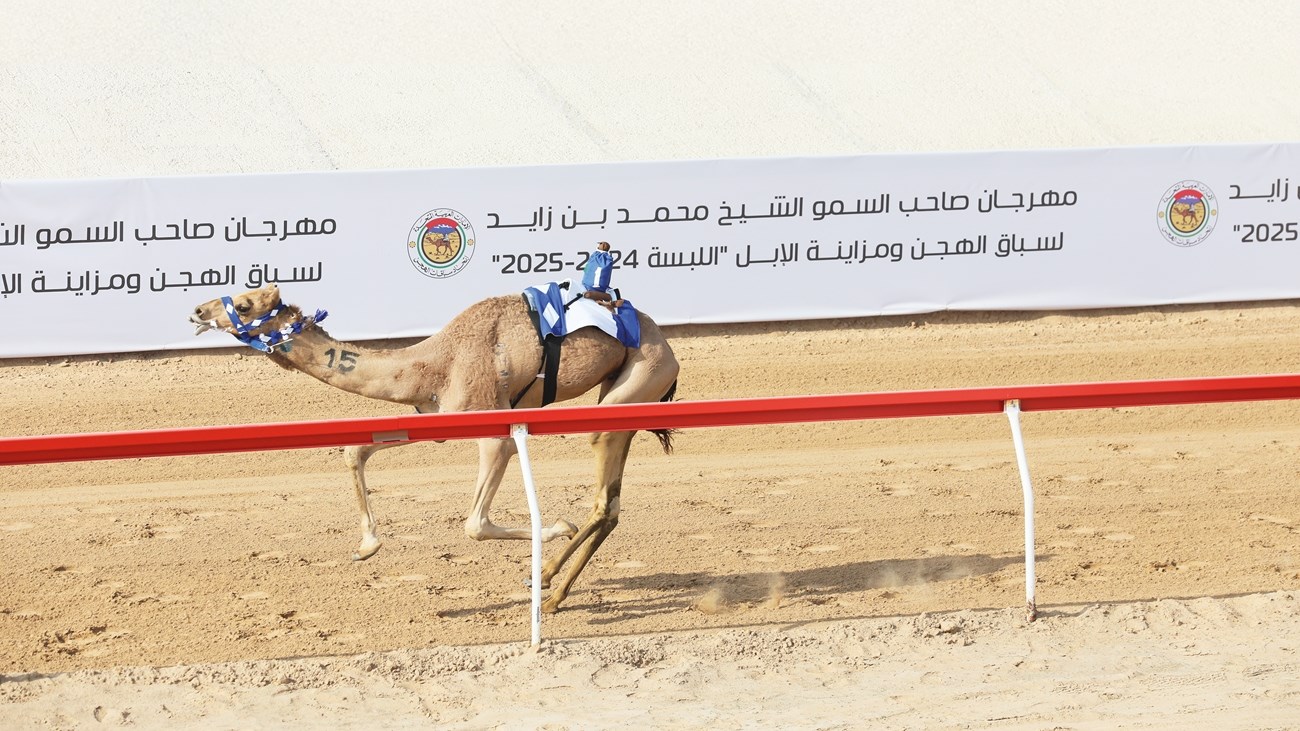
[3,300,1300,728]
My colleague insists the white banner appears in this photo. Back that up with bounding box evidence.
[2,143,1298,357]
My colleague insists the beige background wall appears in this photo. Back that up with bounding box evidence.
[3,1,1298,180]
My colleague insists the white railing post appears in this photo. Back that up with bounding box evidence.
[1003,400,1038,622]
[511,424,544,647]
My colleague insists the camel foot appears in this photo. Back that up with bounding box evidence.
[541,596,563,614]
[352,537,382,561]
[547,519,578,541]
[523,576,553,590]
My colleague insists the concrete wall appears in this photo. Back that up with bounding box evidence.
[3,1,1298,180]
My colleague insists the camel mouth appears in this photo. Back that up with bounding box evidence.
[189,314,219,336]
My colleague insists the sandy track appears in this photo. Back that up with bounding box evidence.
[3,299,1300,726]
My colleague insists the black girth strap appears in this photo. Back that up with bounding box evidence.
[511,297,565,408]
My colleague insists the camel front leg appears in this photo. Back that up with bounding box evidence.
[345,443,402,560]
[541,430,633,613]
[465,437,577,542]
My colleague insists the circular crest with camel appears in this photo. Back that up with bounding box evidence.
[408,208,476,278]
[1156,180,1218,247]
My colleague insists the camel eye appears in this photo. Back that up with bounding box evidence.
[236,303,252,314]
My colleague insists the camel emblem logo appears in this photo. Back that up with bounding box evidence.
[1156,181,1218,247]
[407,208,476,279]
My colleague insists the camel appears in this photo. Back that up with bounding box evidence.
[422,231,456,261]
[189,283,679,613]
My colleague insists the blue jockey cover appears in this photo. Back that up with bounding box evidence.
[582,249,613,293]
[610,299,641,347]
[522,281,640,348]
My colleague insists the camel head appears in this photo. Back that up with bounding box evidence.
[190,283,327,353]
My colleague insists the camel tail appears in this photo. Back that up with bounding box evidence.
[649,379,678,454]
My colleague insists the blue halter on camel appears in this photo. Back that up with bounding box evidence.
[221,295,328,353]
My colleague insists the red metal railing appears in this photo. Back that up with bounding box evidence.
[4,373,1300,466]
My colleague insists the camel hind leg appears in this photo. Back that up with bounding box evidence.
[540,345,679,612]
[540,429,633,613]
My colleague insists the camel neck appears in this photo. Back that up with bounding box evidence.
[265,325,447,406]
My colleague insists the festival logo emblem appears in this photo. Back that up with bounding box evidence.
[1156,181,1218,247]
[407,209,476,279]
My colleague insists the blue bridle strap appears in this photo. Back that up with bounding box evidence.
[221,295,328,353]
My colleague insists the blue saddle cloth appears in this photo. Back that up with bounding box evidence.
[521,281,640,348]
